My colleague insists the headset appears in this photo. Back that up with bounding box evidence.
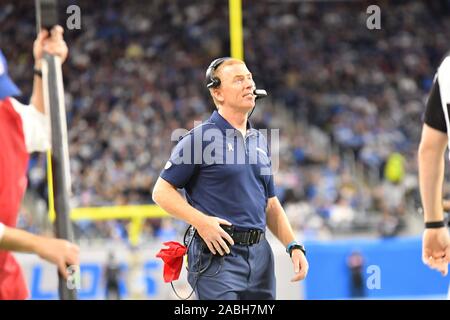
[205,57,267,120]
[205,57,268,100]
[205,57,229,89]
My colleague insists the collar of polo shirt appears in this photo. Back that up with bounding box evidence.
[210,111,257,138]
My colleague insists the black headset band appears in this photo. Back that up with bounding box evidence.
[210,57,228,69]
[206,57,231,89]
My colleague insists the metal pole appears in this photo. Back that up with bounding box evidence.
[42,52,77,300]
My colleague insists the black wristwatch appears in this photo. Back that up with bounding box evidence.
[286,241,306,257]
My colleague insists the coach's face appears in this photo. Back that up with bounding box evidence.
[217,63,256,111]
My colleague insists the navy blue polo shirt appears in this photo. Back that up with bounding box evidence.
[160,110,275,231]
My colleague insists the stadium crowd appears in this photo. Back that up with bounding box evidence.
[2,0,450,242]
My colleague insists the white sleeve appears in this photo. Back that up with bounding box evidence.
[10,97,50,153]
[0,222,5,242]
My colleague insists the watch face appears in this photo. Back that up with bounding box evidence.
[288,244,306,257]
[287,242,298,252]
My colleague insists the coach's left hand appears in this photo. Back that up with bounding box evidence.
[291,249,308,282]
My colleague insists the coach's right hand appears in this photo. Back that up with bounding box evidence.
[195,216,235,256]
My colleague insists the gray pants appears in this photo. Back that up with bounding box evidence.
[187,235,276,300]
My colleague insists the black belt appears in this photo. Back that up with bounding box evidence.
[230,228,265,245]
[197,225,265,246]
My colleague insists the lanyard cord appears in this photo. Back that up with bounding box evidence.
[170,225,220,300]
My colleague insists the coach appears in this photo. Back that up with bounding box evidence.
[152,57,308,300]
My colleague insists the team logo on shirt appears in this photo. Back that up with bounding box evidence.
[227,143,233,152]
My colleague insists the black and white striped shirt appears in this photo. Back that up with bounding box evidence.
[424,53,450,134]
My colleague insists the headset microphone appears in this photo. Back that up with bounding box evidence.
[248,89,268,119]
[253,89,267,100]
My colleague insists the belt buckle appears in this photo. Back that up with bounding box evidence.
[222,224,234,237]
[255,230,262,243]
[249,229,258,245]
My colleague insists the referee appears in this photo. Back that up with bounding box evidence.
[418,52,450,277]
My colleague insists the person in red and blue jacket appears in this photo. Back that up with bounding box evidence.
[0,26,78,300]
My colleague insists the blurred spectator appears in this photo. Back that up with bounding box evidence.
[346,250,365,298]
[103,251,122,300]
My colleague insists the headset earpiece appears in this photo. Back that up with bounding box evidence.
[205,57,230,89]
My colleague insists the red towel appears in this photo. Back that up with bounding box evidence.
[156,241,187,282]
